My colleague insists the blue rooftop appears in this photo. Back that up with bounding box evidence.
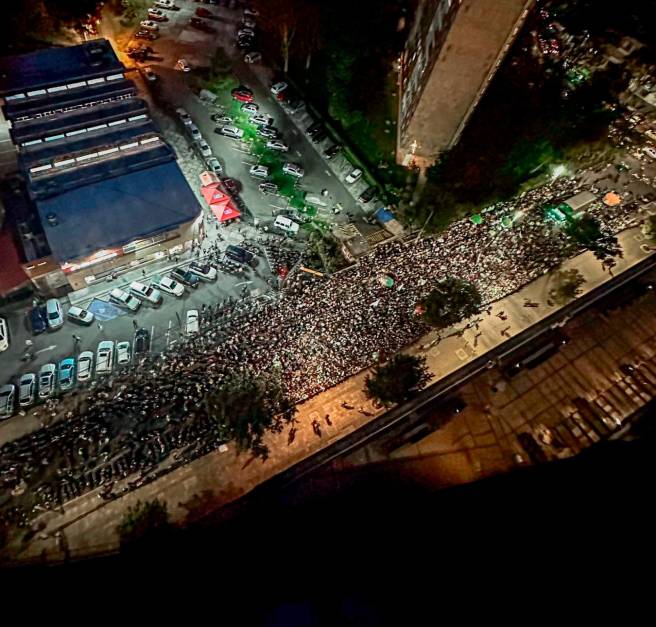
[36,161,201,262]
[0,39,124,95]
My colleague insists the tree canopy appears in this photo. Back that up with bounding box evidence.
[549,268,586,305]
[205,372,296,459]
[116,499,171,548]
[565,215,623,261]
[421,278,482,329]
[365,354,432,407]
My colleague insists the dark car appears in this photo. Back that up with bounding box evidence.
[222,177,240,195]
[237,37,255,49]
[225,244,253,265]
[190,17,215,32]
[286,99,305,114]
[30,305,48,335]
[195,7,214,18]
[358,186,378,203]
[323,144,342,159]
[170,268,200,288]
[133,328,151,357]
[311,130,328,144]
[306,122,323,136]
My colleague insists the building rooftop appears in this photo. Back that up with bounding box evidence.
[36,161,201,263]
[0,39,124,95]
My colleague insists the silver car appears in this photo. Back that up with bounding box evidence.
[0,384,15,419]
[18,373,36,407]
[38,363,57,399]
[46,298,64,330]
[77,351,94,382]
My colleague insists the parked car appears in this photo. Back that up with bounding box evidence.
[0,317,8,351]
[38,363,57,399]
[644,146,656,160]
[0,385,15,419]
[134,328,151,357]
[271,81,288,96]
[175,58,191,72]
[306,122,323,136]
[249,164,269,178]
[139,20,160,31]
[311,130,328,144]
[129,281,162,305]
[282,163,304,178]
[211,113,233,125]
[195,7,214,18]
[77,351,94,382]
[189,261,218,282]
[231,86,254,103]
[58,358,76,391]
[219,125,244,139]
[266,140,288,152]
[142,66,157,82]
[176,107,192,126]
[147,8,168,21]
[259,182,279,195]
[45,298,64,331]
[198,140,212,158]
[222,178,240,195]
[345,167,363,184]
[286,99,305,114]
[134,30,158,40]
[257,126,279,139]
[155,275,185,297]
[324,144,342,159]
[67,306,94,326]
[243,8,259,18]
[237,37,255,50]
[96,341,115,375]
[206,157,223,174]
[251,113,272,126]
[358,186,378,203]
[241,102,259,115]
[190,17,215,32]
[109,288,141,312]
[155,0,176,8]
[18,373,36,408]
[186,310,200,335]
[116,341,131,366]
[188,123,201,142]
[30,306,48,335]
[238,27,255,38]
[242,17,256,29]
[170,268,200,288]
[244,51,261,64]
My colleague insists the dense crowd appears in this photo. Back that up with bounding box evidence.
[0,171,647,529]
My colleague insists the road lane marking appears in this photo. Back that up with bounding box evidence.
[295,150,302,157]
[36,345,57,354]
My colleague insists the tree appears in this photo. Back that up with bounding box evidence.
[364,354,432,407]
[549,268,586,305]
[420,277,482,329]
[205,372,296,459]
[565,215,622,262]
[116,499,171,548]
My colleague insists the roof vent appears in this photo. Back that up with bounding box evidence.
[86,43,106,67]
[46,213,58,227]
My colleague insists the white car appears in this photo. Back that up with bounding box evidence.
[116,341,131,366]
[259,182,278,195]
[186,310,200,335]
[271,81,288,96]
[189,262,218,282]
[96,341,115,375]
[198,140,212,158]
[0,317,8,352]
[206,157,223,174]
[38,363,57,399]
[250,113,272,127]
[176,58,191,72]
[282,162,304,178]
[220,125,244,139]
[109,288,141,312]
[176,107,192,126]
[155,275,184,297]
[244,51,261,64]
[241,102,259,115]
[46,298,64,330]
[129,281,162,305]
[77,351,94,382]
[18,374,36,408]
[142,66,157,82]
[644,146,656,160]
[148,8,167,20]
[249,164,269,178]
[266,140,288,152]
[155,0,175,8]
[140,20,160,31]
[238,28,255,38]
[188,124,201,142]
[345,167,363,184]
[67,306,94,325]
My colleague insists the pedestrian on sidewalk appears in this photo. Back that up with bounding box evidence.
[132,320,138,330]
[97,323,103,332]
[72,334,81,343]
[142,269,147,278]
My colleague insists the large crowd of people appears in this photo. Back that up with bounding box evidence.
[0,168,648,532]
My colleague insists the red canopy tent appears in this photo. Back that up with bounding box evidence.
[200,182,241,223]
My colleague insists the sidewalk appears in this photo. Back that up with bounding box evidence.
[5,224,654,563]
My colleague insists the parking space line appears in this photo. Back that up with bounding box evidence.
[324,170,332,176]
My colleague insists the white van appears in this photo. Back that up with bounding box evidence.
[273,215,299,235]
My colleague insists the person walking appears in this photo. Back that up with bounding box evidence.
[132,319,138,330]
[97,322,103,332]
